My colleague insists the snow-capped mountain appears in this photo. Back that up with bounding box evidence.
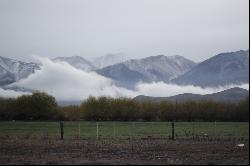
[0,56,40,86]
[124,55,196,81]
[97,55,196,88]
[92,53,129,69]
[53,56,96,71]
[173,50,249,87]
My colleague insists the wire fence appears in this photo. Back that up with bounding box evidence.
[0,121,249,141]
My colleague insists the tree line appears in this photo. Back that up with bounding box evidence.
[0,92,64,120]
[0,92,249,121]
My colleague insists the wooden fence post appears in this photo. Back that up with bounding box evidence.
[60,121,64,140]
[113,122,116,138]
[172,121,175,140]
[96,122,99,140]
[78,122,81,139]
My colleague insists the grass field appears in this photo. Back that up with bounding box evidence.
[0,121,249,140]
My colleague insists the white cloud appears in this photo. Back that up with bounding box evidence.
[237,84,249,90]
[10,56,136,100]
[0,88,29,98]
[6,56,249,101]
[134,82,249,97]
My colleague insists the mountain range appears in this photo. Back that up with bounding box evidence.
[0,50,249,90]
[134,87,249,103]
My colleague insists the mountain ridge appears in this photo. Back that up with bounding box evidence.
[172,50,249,87]
[134,87,249,103]
[53,56,96,71]
[97,54,196,88]
[92,53,129,69]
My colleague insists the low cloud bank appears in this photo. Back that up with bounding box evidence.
[0,88,29,98]
[2,56,248,101]
[10,57,135,100]
[135,82,249,97]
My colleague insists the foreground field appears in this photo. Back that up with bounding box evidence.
[0,122,249,165]
[0,139,248,165]
[0,121,249,140]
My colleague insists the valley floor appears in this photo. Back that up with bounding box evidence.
[0,139,248,165]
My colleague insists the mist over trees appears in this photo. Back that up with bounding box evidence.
[0,93,249,122]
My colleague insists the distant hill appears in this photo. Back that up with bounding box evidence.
[134,87,249,103]
[173,50,249,87]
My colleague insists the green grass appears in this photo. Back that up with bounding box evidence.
[0,121,249,139]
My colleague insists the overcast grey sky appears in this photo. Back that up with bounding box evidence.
[0,0,249,62]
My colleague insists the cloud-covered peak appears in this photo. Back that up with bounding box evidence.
[53,56,96,71]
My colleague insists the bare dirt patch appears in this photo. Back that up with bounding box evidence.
[0,139,248,165]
